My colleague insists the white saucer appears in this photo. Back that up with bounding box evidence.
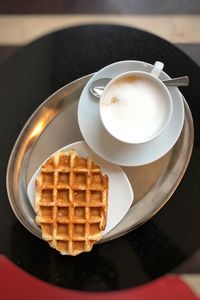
[78,60,185,166]
[27,141,134,235]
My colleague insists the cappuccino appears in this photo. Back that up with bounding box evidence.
[100,74,172,144]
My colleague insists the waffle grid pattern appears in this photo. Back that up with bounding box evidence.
[35,150,108,255]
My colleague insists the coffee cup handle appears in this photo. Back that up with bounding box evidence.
[150,61,164,78]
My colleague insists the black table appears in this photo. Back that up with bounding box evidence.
[0,24,200,291]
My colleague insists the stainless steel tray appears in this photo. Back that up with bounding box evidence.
[6,74,194,243]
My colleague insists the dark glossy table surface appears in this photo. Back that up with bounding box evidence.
[0,24,200,291]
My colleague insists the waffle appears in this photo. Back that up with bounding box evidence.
[35,150,108,255]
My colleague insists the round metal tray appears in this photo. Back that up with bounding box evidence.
[6,74,194,243]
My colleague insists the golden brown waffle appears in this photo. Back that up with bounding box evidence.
[35,150,108,255]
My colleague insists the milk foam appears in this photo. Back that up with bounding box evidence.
[101,76,170,143]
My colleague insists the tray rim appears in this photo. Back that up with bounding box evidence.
[6,73,194,243]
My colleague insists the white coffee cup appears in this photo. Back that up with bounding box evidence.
[99,61,173,144]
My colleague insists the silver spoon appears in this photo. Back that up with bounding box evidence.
[90,76,189,98]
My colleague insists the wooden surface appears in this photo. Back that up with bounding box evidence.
[0,15,200,45]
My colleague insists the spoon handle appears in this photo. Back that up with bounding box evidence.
[163,76,189,86]
[90,76,189,99]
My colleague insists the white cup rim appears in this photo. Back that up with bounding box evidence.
[99,70,173,144]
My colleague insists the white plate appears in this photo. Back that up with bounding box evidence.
[27,141,134,235]
[78,60,185,166]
